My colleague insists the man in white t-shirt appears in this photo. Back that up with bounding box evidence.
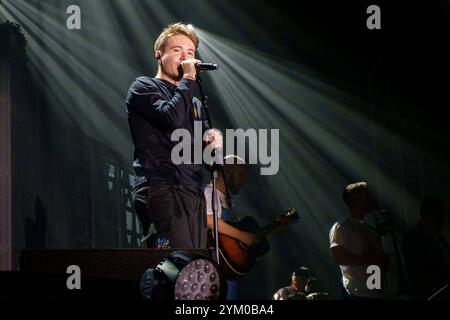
[329,182,389,299]
[204,155,258,300]
[204,155,257,247]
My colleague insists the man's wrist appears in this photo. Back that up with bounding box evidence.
[183,73,196,81]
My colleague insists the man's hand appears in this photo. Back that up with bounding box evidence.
[204,128,223,151]
[181,58,202,80]
[239,232,258,247]
[273,216,290,232]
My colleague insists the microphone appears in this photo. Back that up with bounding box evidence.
[196,63,219,71]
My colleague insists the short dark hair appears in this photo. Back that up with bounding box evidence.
[292,266,312,279]
[342,182,368,208]
[221,154,248,176]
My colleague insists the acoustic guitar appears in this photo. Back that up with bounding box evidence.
[211,208,298,280]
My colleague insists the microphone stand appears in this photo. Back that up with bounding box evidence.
[374,209,410,298]
[196,73,229,265]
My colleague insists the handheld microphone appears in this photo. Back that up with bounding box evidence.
[196,63,219,71]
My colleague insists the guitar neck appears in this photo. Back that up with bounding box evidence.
[255,220,282,239]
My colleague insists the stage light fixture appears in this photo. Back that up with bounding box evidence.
[140,251,223,301]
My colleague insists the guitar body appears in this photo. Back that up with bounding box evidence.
[209,208,298,280]
[215,216,270,280]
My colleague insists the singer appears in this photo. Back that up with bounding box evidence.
[125,22,220,249]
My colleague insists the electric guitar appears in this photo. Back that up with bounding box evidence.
[211,208,298,280]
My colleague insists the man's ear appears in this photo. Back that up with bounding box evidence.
[155,50,161,60]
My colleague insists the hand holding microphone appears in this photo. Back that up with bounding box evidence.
[181,59,202,80]
[181,60,219,80]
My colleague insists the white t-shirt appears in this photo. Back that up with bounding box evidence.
[204,184,228,218]
[329,214,384,298]
[273,287,306,300]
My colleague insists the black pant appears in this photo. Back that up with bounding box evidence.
[133,181,207,249]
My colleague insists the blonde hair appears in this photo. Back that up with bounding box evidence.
[154,22,199,53]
